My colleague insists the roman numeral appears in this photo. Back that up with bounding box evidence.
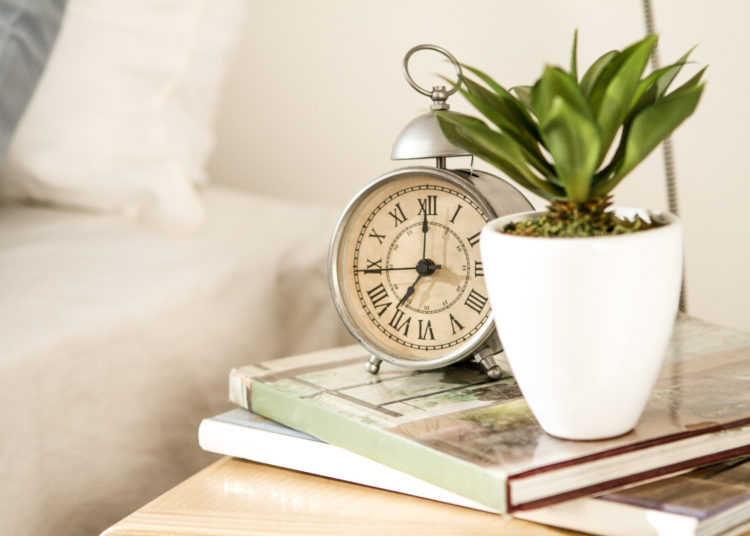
[417,319,435,340]
[388,203,407,226]
[417,195,437,216]
[388,309,411,336]
[364,258,383,274]
[366,283,392,317]
[449,314,464,335]
[450,204,463,223]
[464,289,488,314]
[368,228,385,244]
[467,232,481,247]
[474,260,484,277]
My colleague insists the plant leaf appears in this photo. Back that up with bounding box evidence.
[532,66,591,126]
[435,111,546,195]
[655,46,697,97]
[539,96,602,203]
[459,63,540,138]
[625,64,706,134]
[627,65,674,120]
[570,29,579,81]
[595,56,705,187]
[510,85,533,111]
[459,77,536,141]
[593,83,704,197]
[458,77,554,176]
[580,50,618,97]
[435,111,563,199]
[627,50,694,117]
[588,34,658,164]
[666,65,707,96]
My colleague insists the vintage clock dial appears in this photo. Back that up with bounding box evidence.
[350,175,489,356]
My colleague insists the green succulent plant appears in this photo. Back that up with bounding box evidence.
[435,32,705,236]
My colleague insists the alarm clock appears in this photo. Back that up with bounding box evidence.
[328,45,533,378]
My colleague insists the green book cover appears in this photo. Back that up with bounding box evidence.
[229,316,750,513]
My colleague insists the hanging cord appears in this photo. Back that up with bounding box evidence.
[642,0,687,313]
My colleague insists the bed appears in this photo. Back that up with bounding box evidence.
[0,187,351,535]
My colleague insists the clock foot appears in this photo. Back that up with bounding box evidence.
[365,355,382,374]
[473,349,504,380]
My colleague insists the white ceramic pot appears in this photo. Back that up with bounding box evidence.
[480,209,683,440]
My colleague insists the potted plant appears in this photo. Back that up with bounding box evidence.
[435,33,704,440]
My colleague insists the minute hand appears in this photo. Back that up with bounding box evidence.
[356,265,441,274]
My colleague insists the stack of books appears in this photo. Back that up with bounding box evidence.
[200,316,750,536]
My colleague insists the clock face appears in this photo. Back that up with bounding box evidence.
[332,169,494,365]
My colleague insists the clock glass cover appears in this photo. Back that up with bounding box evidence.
[330,168,494,367]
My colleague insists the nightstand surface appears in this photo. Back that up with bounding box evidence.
[101,456,579,535]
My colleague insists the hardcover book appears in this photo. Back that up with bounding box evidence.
[228,316,750,514]
[519,458,750,536]
[200,408,750,536]
[199,408,494,512]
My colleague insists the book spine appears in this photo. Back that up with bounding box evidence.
[250,378,509,514]
[229,369,253,410]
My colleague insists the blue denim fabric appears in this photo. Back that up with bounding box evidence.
[0,0,66,161]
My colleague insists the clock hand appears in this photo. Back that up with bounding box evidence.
[356,262,442,274]
[398,274,422,307]
[422,210,428,259]
[356,266,422,274]
[397,258,444,307]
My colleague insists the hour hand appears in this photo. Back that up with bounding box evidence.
[398,274,422,307]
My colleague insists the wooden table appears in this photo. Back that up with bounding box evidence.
[101,456,578,535]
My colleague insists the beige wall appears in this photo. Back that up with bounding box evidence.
[209,0,750,332]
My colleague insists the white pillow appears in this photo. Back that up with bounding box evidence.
[0,0,246,233]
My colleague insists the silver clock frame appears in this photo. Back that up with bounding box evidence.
[328,166,533,375]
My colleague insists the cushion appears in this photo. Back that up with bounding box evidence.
[0,0,65,161]
[0,0,246,233]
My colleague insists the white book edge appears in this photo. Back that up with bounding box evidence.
[198,409,749,536]
[198,410,495,513]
